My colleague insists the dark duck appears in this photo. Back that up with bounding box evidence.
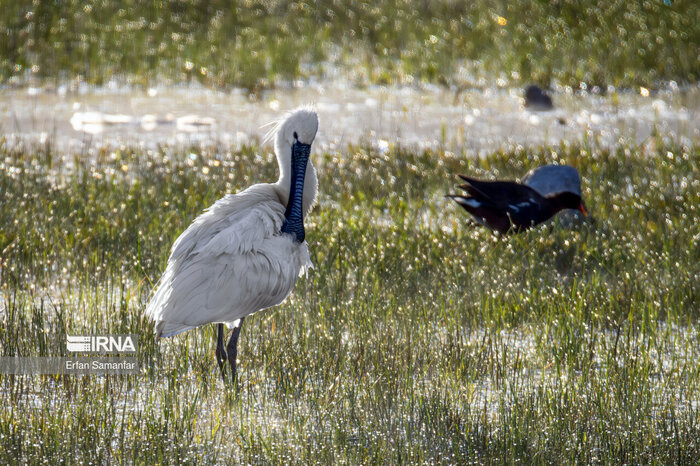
[447,175,587,234]
[524,85,554,111]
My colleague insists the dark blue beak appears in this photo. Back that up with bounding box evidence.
[281,140,312,243]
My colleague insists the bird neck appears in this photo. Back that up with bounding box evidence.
[280,142,310,243]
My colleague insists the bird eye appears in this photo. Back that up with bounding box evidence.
[293,131,298,140]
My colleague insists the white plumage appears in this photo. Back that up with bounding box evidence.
[146,186,313,337]
[145,108,319,380]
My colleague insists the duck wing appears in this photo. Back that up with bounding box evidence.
[457,175,543,206]
[447,194,512,233]
[453,175,551,232]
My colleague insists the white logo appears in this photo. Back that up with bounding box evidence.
[66,336,91,352]
[66,335,137,353]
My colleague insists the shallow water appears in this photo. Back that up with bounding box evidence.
[1,83,697,156]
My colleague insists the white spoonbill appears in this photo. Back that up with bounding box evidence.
[145,108,319,382]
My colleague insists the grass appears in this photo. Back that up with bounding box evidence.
[0,133,699,463]
[1,0,698,90]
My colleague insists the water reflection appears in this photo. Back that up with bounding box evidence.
[1,83,697,155]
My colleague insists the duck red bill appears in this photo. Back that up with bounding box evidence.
[578,203,588,216]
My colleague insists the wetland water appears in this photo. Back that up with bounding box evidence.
[1,83,697,156]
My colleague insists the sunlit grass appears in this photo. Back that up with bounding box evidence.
[0,136,699,462]
[1,0,697,89]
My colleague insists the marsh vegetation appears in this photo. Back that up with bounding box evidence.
[1,137,698,463]
[1,0,697,89]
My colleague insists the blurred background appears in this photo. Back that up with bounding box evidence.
[1,0,697,89]
[1,0,698,157]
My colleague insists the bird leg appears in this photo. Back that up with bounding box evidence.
[215,323,228,380]
[226,317,245,385]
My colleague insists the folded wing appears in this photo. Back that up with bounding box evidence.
[146,184,311,337]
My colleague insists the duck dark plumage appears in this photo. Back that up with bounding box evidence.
[447,174,587,234]
[524,85,554,111]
